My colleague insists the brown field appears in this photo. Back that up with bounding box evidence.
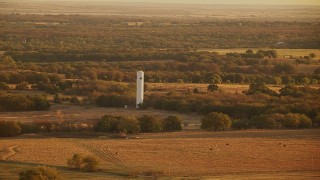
[0,130,320,179]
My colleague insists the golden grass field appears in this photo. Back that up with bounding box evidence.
[206,49,320,58]
[0,130,319,179]
[148,83,284,94]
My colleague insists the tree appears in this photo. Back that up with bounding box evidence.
[245,83,277,96]
[314,114,320,127]
[274,63,296,74]
[250,115,277,129]
[163,115,182,132]
[0,121,21,137]
[282,113,312,129]
[19,166,61,180]
[95,115,140,134]
[211,74,222,84]
[138,115,162,133]
[0,82,10,91]
[201,112,232,131]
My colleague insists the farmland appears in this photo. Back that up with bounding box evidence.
[0,129,320,179]
[0,0,320,179]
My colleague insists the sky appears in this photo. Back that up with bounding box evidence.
[27,0,320,5]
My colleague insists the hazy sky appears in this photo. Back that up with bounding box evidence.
[26,0,320,5]
[90,0,320,5]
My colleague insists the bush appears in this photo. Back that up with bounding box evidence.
[0,121,21,137]
[15,82,29,90]
[163,115,182,132]
[19,166,61,180]
[67,153,99,172]
[82,156,99,172]
[201,112,232,131]
[207,84,219,92]
[67,153,83,169]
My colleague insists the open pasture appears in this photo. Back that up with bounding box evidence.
[0,130,319,179]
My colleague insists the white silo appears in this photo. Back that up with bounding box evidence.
[136,71,144,108]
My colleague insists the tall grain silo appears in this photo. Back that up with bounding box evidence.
[136,71,144,108]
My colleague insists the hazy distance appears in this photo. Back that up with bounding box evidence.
[22,0,320,5]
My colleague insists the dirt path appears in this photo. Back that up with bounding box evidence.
[0,145,19,160]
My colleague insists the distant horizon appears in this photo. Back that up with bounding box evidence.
[11,0,320,6]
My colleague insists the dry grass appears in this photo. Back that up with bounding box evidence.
[148,83,283,94]
[0,130,319,178]
[209,49,320,58]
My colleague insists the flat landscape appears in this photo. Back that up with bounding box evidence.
[0,0,320,179]
[0,129,319,179]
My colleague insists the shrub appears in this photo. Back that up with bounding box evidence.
[0,121,21,137]
[82,156,99,172]
[19,166,61,180]
[67,154,99,172]
[163,115,182,132]
[201,112,232,131]
[15,82,29,90]
[207,84,219,92]
[67,153,83,169]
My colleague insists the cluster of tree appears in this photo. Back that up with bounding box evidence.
[67,154,99,172]
[0,93,50,112]
[245,83,320,97]
[226,49,278,59]
[95,115,182,134]
[1,14,319,58]
[234,113,315,130]
[0,121,21,137]
[1,55,319,90]
[140,85,319,125]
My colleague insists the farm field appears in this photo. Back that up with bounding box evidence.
[0,129,319,179]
